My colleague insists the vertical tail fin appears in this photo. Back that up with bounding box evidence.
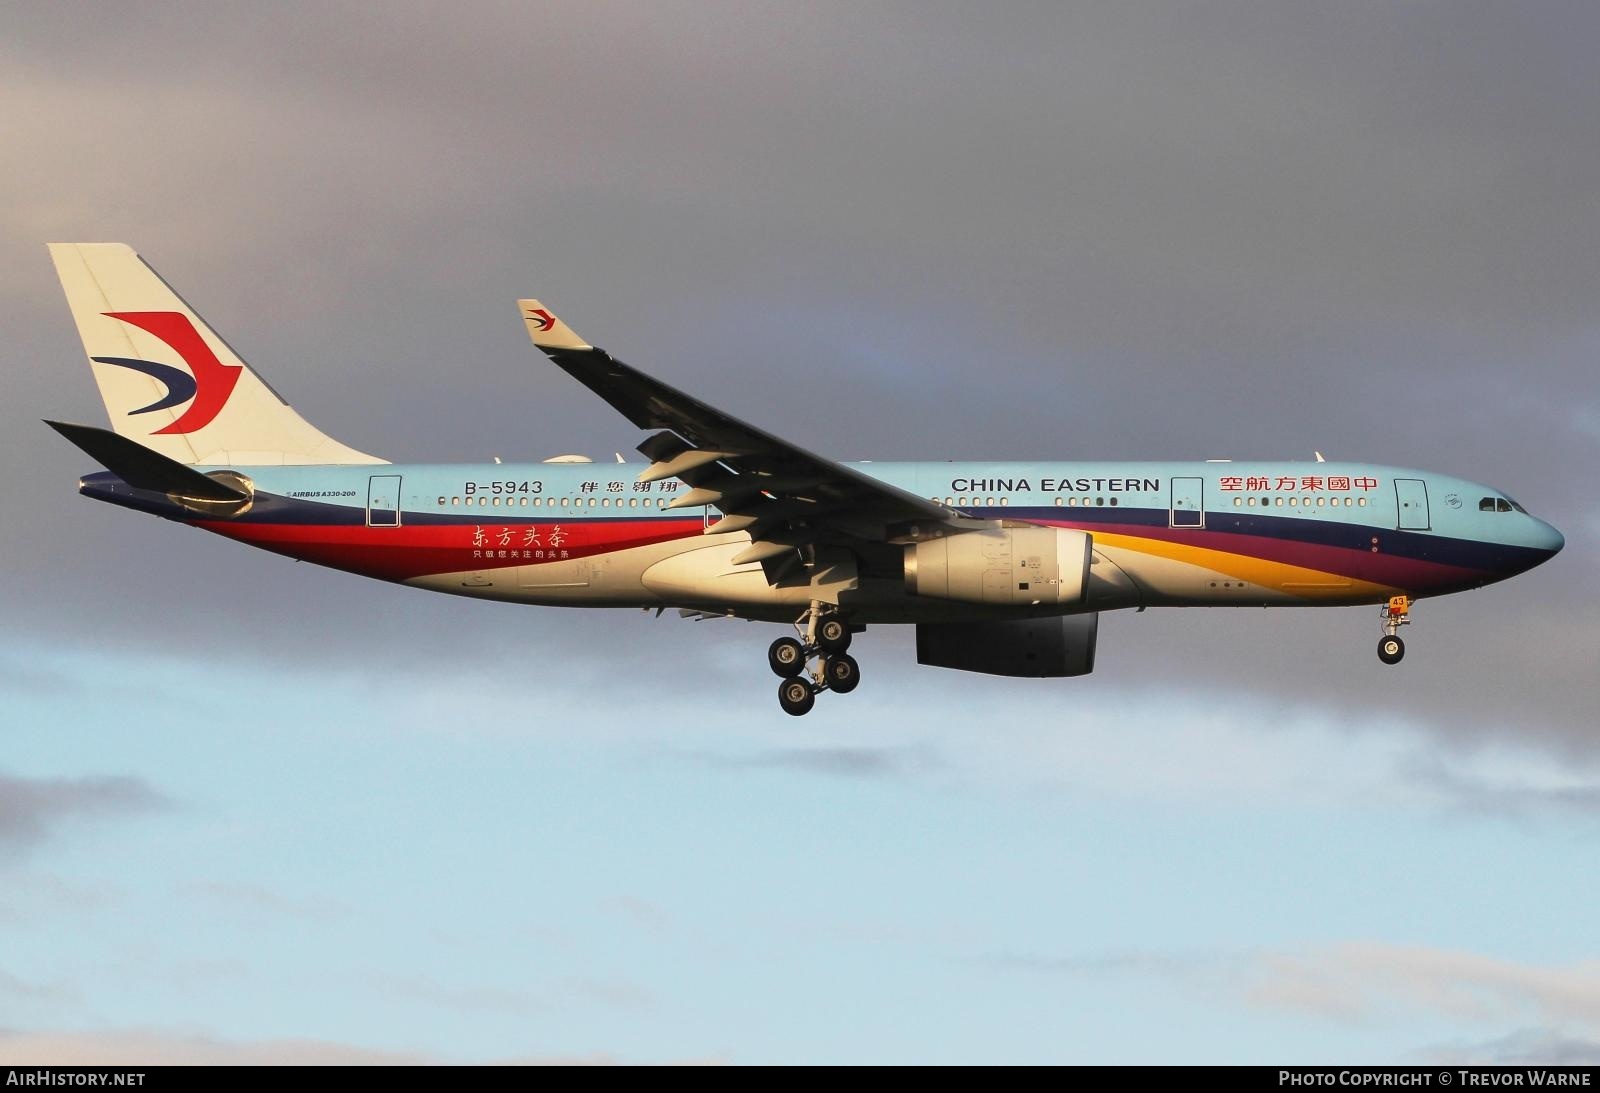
[49,243,385,466]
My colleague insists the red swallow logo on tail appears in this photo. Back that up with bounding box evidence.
[93,312,243,434]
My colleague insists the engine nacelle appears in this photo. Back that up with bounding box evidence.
[916,613,1099,678]
[904,526,1092,605]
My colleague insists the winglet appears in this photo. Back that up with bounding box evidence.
[518,300,591,351]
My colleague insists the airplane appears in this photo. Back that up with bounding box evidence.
[46,243,1565,715]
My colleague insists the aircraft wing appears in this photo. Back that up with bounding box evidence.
[519,300,959,570]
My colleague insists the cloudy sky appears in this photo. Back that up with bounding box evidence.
[2,0,1597,1064]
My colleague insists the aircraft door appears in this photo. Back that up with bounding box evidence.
[1395,478,1430,530]
[366,475,402,527]
[1170,477,1205,529]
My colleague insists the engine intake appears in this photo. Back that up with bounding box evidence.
[904,526,1092,605]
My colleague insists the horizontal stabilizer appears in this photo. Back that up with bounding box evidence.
[45,420,250,502]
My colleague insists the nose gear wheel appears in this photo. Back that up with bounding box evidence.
[1377,596,1411,665]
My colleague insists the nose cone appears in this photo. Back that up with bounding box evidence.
[1533,518,1565,559]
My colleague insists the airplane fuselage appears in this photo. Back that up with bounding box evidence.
[80,457,1563,624]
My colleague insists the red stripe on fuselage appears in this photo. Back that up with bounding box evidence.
[195,517,706,582]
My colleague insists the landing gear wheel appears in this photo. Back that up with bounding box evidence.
[778,677,816,716]
[824,654,860,694]
[1378,635,1405,665]
[817,617,851,653]
[768,637,807,678]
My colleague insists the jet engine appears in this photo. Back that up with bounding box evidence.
[916,613,1099,678]
[904,526,1092,606]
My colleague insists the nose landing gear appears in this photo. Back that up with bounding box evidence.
[768,600,861,715]
[1377,595,1410,665]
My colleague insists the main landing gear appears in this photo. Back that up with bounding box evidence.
[768,600,860,716]
[1377,595,1411,665]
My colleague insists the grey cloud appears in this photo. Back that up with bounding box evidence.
[0,969,74,1006]
[0,1027,702,1065]
[364,969,655,1019]
[0,772,168,854]
[552,976,656,1015]
[983,949,1243,984]
[1246,943,1600,1035]
[187,881,348,921]
[1403,755,1600,821]
[1426,1027,1600,1066]
[668,744,938,780]
[0,1028,437,1066]
[365,972,544,1017]
[0,969,79,1028]
[989,941,1600,1061]
[600,894,674,935]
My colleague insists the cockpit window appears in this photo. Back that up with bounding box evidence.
[1508,498,1528,514]
[1479,497,1497,511]
[1497,498,1513,513]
